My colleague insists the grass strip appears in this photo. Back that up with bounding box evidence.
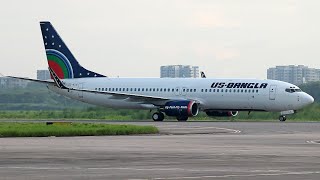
[0,122,158,137]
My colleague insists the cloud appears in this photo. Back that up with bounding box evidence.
[190,11,239,29]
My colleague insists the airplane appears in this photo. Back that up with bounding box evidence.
[8,21,314,122]
[200,71,206,78]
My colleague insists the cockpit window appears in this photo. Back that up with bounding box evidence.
[285,88,302,93]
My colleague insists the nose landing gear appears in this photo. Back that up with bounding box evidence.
[279,115,286,122]
[279,110,295,122]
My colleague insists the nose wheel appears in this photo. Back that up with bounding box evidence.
[152,112,164,121]
[279,115,286,122]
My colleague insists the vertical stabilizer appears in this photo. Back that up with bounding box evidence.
[40,21,106,79]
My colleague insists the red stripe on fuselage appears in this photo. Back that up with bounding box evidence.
[48,61,64,79]
[187,101,193,116]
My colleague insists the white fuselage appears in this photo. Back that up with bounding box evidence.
[48,77,314,112]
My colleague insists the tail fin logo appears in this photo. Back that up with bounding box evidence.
[40,21,106,79]
[46,49,74,79]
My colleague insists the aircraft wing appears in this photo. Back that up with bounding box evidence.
[7,76,54,84]
[70,88,171,102]
[48,67,171,103]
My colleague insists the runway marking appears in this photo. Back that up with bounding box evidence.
[2,167,319,179]
[0,166,281,173]
[153,171,320,179]
[159,126,241,134]
[209,127,241,134]
[88,167,185,171]
[306,140,320,144]
[0,166,185,171]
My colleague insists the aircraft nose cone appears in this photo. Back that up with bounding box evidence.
[308,95,314,104]
[303,93,314,105]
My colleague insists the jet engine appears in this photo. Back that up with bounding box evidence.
[206,111,238,117]
[164,100,199,117]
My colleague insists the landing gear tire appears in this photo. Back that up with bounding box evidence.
[279,115,286,122]
[152,112,164,121]
[177,116,188,121]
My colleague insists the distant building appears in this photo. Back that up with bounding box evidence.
[160,65,199,78]
[0,77,29,89]
[37,70,50,80]
[267,65,320,85]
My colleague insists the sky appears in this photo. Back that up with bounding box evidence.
[0,0,320,79]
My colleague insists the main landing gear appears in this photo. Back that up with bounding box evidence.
[279,115,286,122]
[152,112,164,121]
[152,112,189,122]
[176,116,188,121]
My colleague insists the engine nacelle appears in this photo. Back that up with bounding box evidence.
[164,100,199,117]
[206,111,238,117]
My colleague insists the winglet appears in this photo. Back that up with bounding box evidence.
[49,67,68,89]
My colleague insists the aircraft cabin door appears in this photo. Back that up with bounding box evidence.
[269,85,277,100]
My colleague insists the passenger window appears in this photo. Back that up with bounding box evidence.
[186,89,189,92]
[194,89,196,92]
[221,89,224,92]
[205,89,207,92]
[217,89,219,92]
[164,88,166,92]
[209,89,211,92]
[201,89,204,92]
[213,89,215,92]
[190,89,193,92]
[245,90,247,93]
[134,88,137,91]
[241,90,243,93]
[153,88,155,91]
[237,89,240,93]
[160,88,162,92]
[168,89,170,92]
